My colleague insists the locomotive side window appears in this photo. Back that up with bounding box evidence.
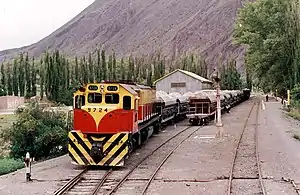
[75,95,85,108]
[88,93,102,103]
[123,96,131,110]
[105,94,119,104]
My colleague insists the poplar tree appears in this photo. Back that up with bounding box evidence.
[101,50,107,81]
[120,58,126,80]
[40,58,44,100]
[96,49,101,81]
[128,55,134,81]
[88,52,94,82]
[25,53,31,97]
[75,56,79,82]
[7,66,13,96]
[31,57,37,96]
[66,59,70,89]
[18,53,25,97]
[108,53,113,81]
[12,58,19,96]
[0,63,6,96]
[112,51,116,81]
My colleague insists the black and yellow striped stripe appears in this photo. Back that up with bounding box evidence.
[68,131,129,166]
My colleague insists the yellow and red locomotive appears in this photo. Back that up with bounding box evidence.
[69,81,170,167]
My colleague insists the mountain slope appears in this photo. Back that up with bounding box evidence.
[0,0,246,72]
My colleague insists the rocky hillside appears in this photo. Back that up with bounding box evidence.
[0,0,246,72]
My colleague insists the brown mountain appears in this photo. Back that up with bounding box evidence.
[0,0,246,73]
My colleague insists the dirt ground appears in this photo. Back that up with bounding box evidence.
[258,100,300,194]
[1,96,300,195]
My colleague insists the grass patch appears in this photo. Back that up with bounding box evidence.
[0,158,24,176]
[0,114,17,158]
[0,114,17,131]
[288,108,300,121]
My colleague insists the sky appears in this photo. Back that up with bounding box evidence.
[0,0,95,51]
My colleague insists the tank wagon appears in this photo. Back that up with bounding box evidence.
[69,82,188,167]
[186,89,251,125]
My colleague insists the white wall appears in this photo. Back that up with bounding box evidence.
[156,71,211,94]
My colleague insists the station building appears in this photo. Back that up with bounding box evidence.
[154,69,213,94]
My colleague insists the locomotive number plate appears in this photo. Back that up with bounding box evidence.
[87,108,108,112]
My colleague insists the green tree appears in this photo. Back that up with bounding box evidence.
[7,66,13,96]
[112,51,117,81]
[96,49,101,81]
[74,56,79,82]
[108,53,113,81]
[101,50,107,80]
[39,58,44,100]
[1,63,7,96]
[120,58,126,80]
[31,57,37,96]
[12,59,19,96]
[25,53,31,97]
[88,52,94,82]
[18,53,25,97]
[233,0,297,94]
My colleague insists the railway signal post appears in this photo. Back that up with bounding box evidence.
[212,73,223,127]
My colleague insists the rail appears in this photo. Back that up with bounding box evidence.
[107,126,200,195]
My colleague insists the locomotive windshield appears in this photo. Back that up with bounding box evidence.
[88,93,102,103]
[105,94,119,104]
[74,95,85,109]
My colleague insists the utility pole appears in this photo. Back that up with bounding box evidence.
[213,72,223,127]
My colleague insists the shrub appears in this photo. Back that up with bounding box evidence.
[3,103,68,160]
[0,158,24,176]
[291,84,300,108]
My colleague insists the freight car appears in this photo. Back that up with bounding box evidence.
[186,89,251,125]
[69,82,186,167]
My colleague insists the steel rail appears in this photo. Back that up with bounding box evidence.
[255,101,267,195]
[141,126,201,195]
[227,102,256,195]
[91,169,113,195]
[53,168,87,195]
[107,126,196,195]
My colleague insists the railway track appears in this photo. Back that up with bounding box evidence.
[54,168,112,195]
[106,125,200,195]
[54,125,200,195]
[227,101,266,195]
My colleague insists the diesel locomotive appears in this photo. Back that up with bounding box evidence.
[68,81,186,167]
[68,81,250,167]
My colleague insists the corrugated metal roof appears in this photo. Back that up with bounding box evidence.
[153,69,213,84]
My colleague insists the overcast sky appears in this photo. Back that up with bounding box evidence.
[0,0,95,51]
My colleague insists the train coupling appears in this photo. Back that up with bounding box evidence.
[90,142,104,160]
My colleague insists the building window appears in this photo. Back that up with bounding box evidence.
[171,82,186,88]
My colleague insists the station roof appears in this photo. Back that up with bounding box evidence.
[153,69,213,84]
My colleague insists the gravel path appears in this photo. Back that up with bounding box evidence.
[139,98,257,194]
[258,100,300,194]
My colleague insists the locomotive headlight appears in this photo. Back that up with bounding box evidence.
[100,85,105,89]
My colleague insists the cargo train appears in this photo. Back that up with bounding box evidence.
[68,81,250,167]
